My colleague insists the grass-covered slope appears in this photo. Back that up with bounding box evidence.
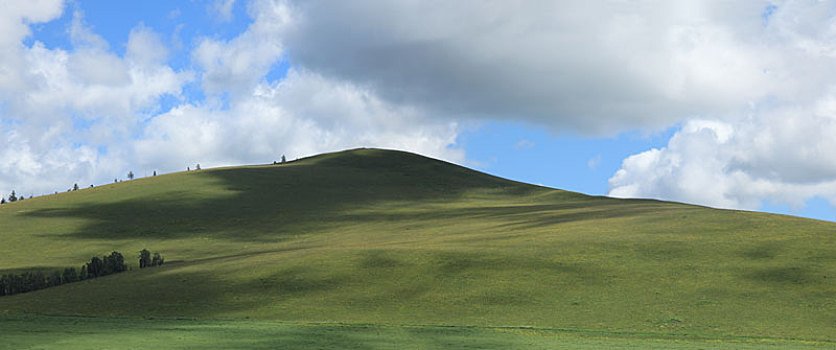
[0,148,834,340]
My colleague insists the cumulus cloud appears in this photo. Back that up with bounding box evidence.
[164,0,462,170]
[608,95,836,210]
[607,2,836,212]
[0,0,462,199]
[210,0,238,22]
[278,0,804,134]
[193,0,291,96]
[0,0,63,46]
[18,17,190,127]
[0,4,191,197]
[126,24,170,67]
[0,0,63,96]
[135,69,462,170]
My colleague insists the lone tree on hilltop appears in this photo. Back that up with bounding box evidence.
[73,183,79,191]
[281,155,286,164]
[127,171,134,180]
[1,198,5,204]
[8,191,17,202]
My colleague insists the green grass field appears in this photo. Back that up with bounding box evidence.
[1,148,834,347]
[2,314,832,349]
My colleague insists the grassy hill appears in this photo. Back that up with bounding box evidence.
[1,148,834,344]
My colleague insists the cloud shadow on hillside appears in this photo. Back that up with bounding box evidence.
[19,151,534,242]
[20,150,670,243]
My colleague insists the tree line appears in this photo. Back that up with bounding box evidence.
[1,190,24,204]
[139,249,165,268]
[1,168,169,204]
[1,156,295,205]
[0,249,164,297]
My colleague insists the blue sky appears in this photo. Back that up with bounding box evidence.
[2,0,836,222]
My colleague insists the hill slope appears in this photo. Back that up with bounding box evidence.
[0,148,834,339]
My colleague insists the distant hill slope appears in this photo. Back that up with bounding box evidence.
[0,148,834,340]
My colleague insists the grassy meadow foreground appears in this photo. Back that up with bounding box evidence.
[0,148,834,348]
[3,314,832,350]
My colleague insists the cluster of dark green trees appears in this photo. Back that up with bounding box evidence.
[1,190,23,204]
[0,250,164,297]
[0,252,123,296]
[139,249,165,268]
[82,251,128,278]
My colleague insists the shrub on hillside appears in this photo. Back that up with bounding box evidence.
[139,249,164,268]
[152,252,164,267]
[139,249,151,268]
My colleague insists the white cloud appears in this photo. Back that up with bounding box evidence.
[0,0,464,200]
[68,48,130,87]
[164,0,462,171]
[606,2,836,212]
[0,0,63,96]
[608,94,836,210]
[277,0,803,134]
[210,0,237,22]
[0,0,64,46]
[609,2,836,210]
[193,0,291,96]
[134,69,463,171]
[0,5,192,198]
[69,8,109,50]
[126,24,169,67]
